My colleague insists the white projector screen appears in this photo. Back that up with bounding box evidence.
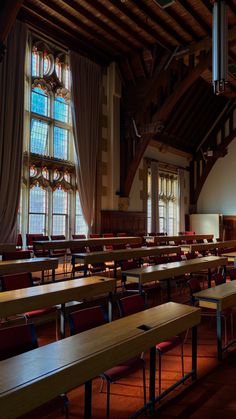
[189,214,221,240]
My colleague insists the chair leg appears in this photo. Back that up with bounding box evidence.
[158,351,162,395]
[99,378,105,393]
[106,381,110,419]
[181,342,184,378]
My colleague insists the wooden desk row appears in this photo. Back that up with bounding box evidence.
[34,236,142,251]
[183,240,236,254]
[0,257,58,282]
[122,256,228,300]
[0,302,200,419]
[145,234,214,245]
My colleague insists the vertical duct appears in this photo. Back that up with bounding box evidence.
[212,0,228,95]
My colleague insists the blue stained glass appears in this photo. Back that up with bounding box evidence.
[53,189,67,214]
[54,126,68,159]
[31,88,48,116]
[54,96,68,123]
[30,119,48,155]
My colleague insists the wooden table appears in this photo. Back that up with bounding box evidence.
[145,234,214,245]
[222,251,236,262]
[0,257,58,281]
[0,276,116,338]
[122,256,228,300]
[72,246,181,277]
[0,302,200,419]
[193,281,236,360]
[182,240,236,254]
[34,236,142,251]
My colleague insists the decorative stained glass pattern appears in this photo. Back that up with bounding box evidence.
[54,96,68,123]
[32,51,40,77]
[31,88,48,116]
[54,126,68,159]
[30,119,48,155]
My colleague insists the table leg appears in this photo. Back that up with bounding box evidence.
[192,325,197,381]
[149,346,156,415]
[207,269,212,288]
[167,278,171,301]
[60,303,66,339]
[216,305,223,361]
[223,265,227,282]
[114,261,117,278]
[108,292,113,322]
[84,264,88,277]
[84,380,92,419]
[52,268,55,282]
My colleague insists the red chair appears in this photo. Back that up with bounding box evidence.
[117,232,127,237]
[0,273,58,338]
[118,294,184,395]
[68,306,146,418]
[0,324,69,418]
[16,233,23,249]
[229,268,236,281]
[50,235,67,272]
[87,234,107,274]
[72,234,86,239]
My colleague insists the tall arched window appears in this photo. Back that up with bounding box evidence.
[19,36,87,240]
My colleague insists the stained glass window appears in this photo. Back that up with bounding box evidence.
[54,96,69,123]
[75,192,87,235]
[52,188,68,235]
[31,88,48,116]
[29,186,47,234]
[30,119,48,155]
[54,126,68,160]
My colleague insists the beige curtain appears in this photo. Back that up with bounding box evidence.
[0,21,26,243]
[178,168,185,232]
[151,161,159,234]
[69,51,101,235]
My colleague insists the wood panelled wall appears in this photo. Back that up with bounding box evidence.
[223,216,236,240]
[101,210,146,235]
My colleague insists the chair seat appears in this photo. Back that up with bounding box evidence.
[25,306,57,318]
[156,336,182,353]
[102,356,145,382]
[18,395,68,419]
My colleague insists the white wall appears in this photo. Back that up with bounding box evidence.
[197,137,236,214]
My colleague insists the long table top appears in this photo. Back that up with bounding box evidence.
[34,236,142,250]
[193,280,236,311]
[145,234,214,244]
[183,240,236,253]
[0,276,116,317]
[0,302,200,418]
[122,256,227,285]
[73,246,181,264]
[0,257,58,276]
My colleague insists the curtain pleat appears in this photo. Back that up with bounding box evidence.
[178,168,185,232]
[151,161,159,234]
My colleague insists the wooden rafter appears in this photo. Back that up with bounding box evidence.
[179,1,211,35]
[160,6,200,41]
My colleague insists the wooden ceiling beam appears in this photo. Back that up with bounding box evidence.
[151,51,212,127]
[108,0,173,51]
[58,0,140,52]
[36,0,125,56]
[161,6,200,41]
[0,0,24,60]
[179,1,211,35]
[133,0,186,45]
[84,0,150,49]
[19,7,110,64]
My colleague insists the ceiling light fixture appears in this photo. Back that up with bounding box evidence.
[212,0,228,95]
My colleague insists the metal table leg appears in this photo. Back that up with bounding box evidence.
[84,380,92,419]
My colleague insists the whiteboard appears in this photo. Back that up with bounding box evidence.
[189,214,221,240]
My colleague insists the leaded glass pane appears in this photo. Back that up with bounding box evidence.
[54,96,69,123]
[75,192,87,235]
[31,88,48,116]
[30,186,47,213]
[32,51,40,77]
[52,215,66,235]
[54,126,68,159]
[53,189,67,214]
[30,119,48,155]
[29,214,45,234]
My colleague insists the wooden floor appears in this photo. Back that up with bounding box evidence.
[33,271,236,419]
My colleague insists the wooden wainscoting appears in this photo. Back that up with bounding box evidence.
[223,216,236,240]
[101,210,147,235]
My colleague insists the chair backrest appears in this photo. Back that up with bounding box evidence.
[155,256,169,265]
[212,272,224,285]
[51,235,65,240]
[229,268,236,281]
[16,234,23,248]
[185,252,197,260]
[72,234,86,239]
[103,233,114,238]
[68,306,107,335]
[118,294,146,317]
[2,250,31,261]
[89,234,101,238]
[168,255,182,262]
[120,260,139,271]
[1,273,33,291]
[0,324,38,361]
[187,277,201,295]
[26,234,44,247]
[117,232,127,237]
